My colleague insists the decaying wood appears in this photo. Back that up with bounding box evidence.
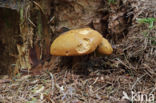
[0,0,135,76]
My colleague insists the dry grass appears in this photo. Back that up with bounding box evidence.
[0,0,156,103]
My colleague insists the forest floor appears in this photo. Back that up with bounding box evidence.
[0,0,156,103]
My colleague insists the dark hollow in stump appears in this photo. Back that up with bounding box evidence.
[0,8,20,75]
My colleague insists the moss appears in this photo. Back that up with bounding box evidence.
[20,7,24,24]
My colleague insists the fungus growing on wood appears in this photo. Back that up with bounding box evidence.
[50,28,103,56]
[97,37,113,55]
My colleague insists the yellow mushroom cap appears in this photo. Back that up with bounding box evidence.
[50,28,103,56]
[97,37,113,55]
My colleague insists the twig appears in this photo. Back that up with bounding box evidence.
[32,1,44,15]
[131,73,147,90]
[48,16,55,24]
[49,73,54,96]
[28,18,36,27]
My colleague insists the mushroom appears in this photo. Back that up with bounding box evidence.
[97,37,113,55]
[50,28,103,56]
